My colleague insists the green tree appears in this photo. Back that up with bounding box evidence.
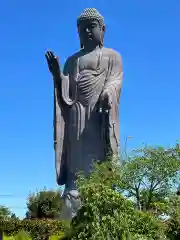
[10,213,19,220]
[119,145,180,213]
[70,161,166,240]
[0,205,11,220]
[26,188,63,219]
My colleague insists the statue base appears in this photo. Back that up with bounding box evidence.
[60,189,81,221]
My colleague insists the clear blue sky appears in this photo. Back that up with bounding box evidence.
[0,0,179,218]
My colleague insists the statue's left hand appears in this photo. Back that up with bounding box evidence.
[45,50,61,78]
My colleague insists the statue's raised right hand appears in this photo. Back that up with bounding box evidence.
[45,51,61,78]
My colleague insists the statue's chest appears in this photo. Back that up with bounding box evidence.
[78,51,109,72]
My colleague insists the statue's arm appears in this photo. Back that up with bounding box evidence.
[54,57,76,106]
[101,51,123,109]
[100,51,123,155]
[104,52,123,98]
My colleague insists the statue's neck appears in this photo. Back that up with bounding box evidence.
[83,44,102,53]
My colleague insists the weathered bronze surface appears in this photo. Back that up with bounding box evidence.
[45,8,123,220]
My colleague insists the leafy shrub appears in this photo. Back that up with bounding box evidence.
[165,196,180,239]
[0,219,66,240]
[70,161,166,239]
[26,188,63,219]
[0,206,11,220]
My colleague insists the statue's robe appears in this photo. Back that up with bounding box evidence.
[54,47,123,192]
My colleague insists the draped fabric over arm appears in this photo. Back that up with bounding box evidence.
[101,51,123,157]
[53,58,73,185]
[54,85,67,185]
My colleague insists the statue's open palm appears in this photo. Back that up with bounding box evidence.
[45,51,60,77]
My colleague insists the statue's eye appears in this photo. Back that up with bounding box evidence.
[91,24,97,28]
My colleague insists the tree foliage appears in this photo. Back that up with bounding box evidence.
[119,145,180,213]
[165,195,180,239]
[1,145,178,239]
[26,188,63,219]
[70,160,166,239]
[0,206,11,220]
[0,219,66,240]
[68,144,180,239]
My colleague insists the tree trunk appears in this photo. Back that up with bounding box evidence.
[135,187,141,210]
[146,190,153,210]
[0,231,3,240]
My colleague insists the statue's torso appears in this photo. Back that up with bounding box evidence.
[67,47,112,108]
[62,48,110,184]
[62,47,120,190]
[78,48,107,72]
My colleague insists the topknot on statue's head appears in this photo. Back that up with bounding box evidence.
[77,8,104,28]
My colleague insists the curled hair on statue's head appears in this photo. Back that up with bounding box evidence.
[77,8,105,28]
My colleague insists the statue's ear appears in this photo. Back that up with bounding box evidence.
[102,25,106,33]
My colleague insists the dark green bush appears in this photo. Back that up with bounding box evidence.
[0,219,66,240]
[70,161,166,239]
[164,196,180,240]
[26,188,63,219]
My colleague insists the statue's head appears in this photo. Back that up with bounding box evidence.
[77,8,105,49]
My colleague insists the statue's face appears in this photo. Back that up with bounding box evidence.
[78,20,105,48]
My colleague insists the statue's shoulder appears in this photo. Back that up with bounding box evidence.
[65,50,82,63]
[103,47,122,61]
[63,50,82,74]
